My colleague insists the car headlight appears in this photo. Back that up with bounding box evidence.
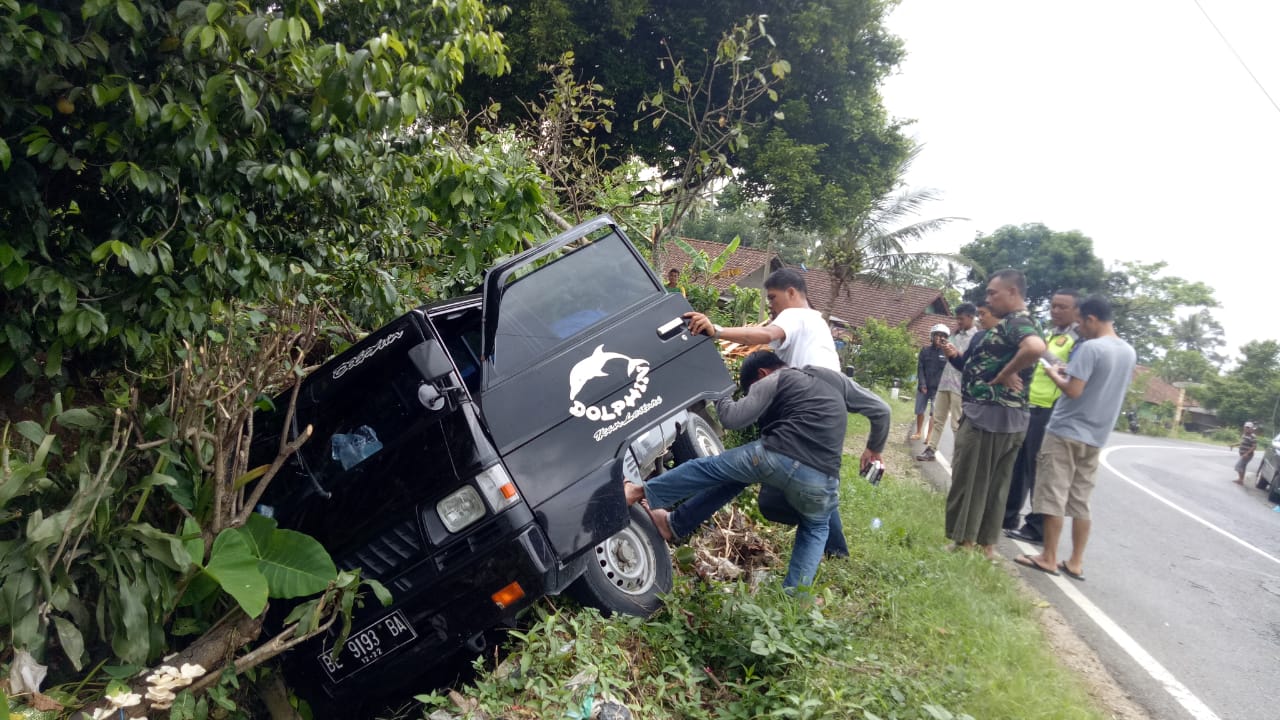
[474,463,520,512]
[437,486,486,533]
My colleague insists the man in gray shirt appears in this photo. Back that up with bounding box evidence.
[1015,296,1136,581]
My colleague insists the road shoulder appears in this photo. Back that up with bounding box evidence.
[902,431,1156,720]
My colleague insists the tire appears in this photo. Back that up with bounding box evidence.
[672,414,724,463]
[1269,470,1280,505]
[569,504,672,617]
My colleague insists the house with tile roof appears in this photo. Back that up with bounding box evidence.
[656,238,784,295]
[1130,366,1218,431]
[801,271,953,347]
[658,238,953,346]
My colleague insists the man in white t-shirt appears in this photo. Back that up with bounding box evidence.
[683,268,879,558]
[684,268,841,373]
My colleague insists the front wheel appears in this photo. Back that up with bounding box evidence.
[569,504,672,617]
[672,413,724,463]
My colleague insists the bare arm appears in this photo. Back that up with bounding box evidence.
[684,311,784,345]
[1046,365,1086,399]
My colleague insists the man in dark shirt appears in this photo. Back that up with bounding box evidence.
[942,270,1046,559]
[912,327,951,441]
[624,350,890,590]
[1233,421,1258,485]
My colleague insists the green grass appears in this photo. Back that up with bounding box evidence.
[411,393,1109,720]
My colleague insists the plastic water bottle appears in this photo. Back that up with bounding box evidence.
[870,517,882,530]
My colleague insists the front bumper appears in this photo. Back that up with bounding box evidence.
[291,512,555,702]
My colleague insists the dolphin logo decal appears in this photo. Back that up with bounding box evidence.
[568,344,646,402]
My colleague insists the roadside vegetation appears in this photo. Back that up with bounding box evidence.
[2,0,1271,716]
[411,402,1109,720]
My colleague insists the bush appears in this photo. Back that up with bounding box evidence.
[1210,427,1239,443]
[844,318,916,389]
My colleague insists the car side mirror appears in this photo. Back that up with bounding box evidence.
[408,339,456,383]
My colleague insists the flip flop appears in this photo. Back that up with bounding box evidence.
[1014,554,1059,576]
[1057,562,1086,581]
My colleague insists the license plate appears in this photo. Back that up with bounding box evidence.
[317,610,418,684]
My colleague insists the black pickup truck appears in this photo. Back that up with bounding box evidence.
[250,216,735,711]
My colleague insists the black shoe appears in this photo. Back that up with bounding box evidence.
[1003,527,1043,544]
[914,447,936,461]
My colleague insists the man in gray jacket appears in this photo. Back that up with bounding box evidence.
[624,350,890,589]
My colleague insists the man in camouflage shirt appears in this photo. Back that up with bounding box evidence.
[943,269,1046,559]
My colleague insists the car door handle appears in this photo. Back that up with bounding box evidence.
[656,317,686,340]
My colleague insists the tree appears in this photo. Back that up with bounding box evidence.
[958,224,1106,312]
[1105,261,1218,364]
[674,186,820,264]
[1171,309,1226,364]
[914,260,967,309]
[0,0,552,713]
[816,179,967,320]
[510,17,790,254]
[463,0,912,234]
[0,0,544,391]
[1201,341,1280,429]
[844,317,916,389]
[1155,349,1218,384]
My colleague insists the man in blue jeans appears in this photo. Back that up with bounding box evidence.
[623,350,889,590]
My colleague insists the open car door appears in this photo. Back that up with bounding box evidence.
[479,216,733,559]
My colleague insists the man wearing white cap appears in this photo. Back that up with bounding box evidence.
[911,324,951,441]
[1233,421,1258,485]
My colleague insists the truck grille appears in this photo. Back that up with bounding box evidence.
[342,517,425,582]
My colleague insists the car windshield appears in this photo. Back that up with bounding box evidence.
[489,231,657,379]
[295,351,435,490]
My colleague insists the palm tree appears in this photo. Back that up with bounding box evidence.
[815,179,972,319]
[1172,309,1226,364]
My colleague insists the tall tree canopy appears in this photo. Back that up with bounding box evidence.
[0,0,547,387]
[1104,261,1218,364]
[1171,308,1226,364]
[1155,349,1218,384]
[816,183,963,318]
[464,0,912,234]
[674,188,819,264]
[958,223,1106,311]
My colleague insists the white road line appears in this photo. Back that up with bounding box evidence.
[1100,445,1280,566]
[1009,538,1223,720]
[933,445,1223,720]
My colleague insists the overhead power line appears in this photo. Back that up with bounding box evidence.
[1192,0,1280,116]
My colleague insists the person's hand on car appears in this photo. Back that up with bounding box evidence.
[683,311,715,337]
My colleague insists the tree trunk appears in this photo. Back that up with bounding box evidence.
[255,670,302,720]
[79,611,262,718]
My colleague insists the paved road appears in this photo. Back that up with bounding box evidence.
[920,430,1280,720]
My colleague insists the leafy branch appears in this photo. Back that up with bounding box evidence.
[632,16,789,254]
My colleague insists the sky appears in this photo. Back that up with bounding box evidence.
[879,0,1280,359]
